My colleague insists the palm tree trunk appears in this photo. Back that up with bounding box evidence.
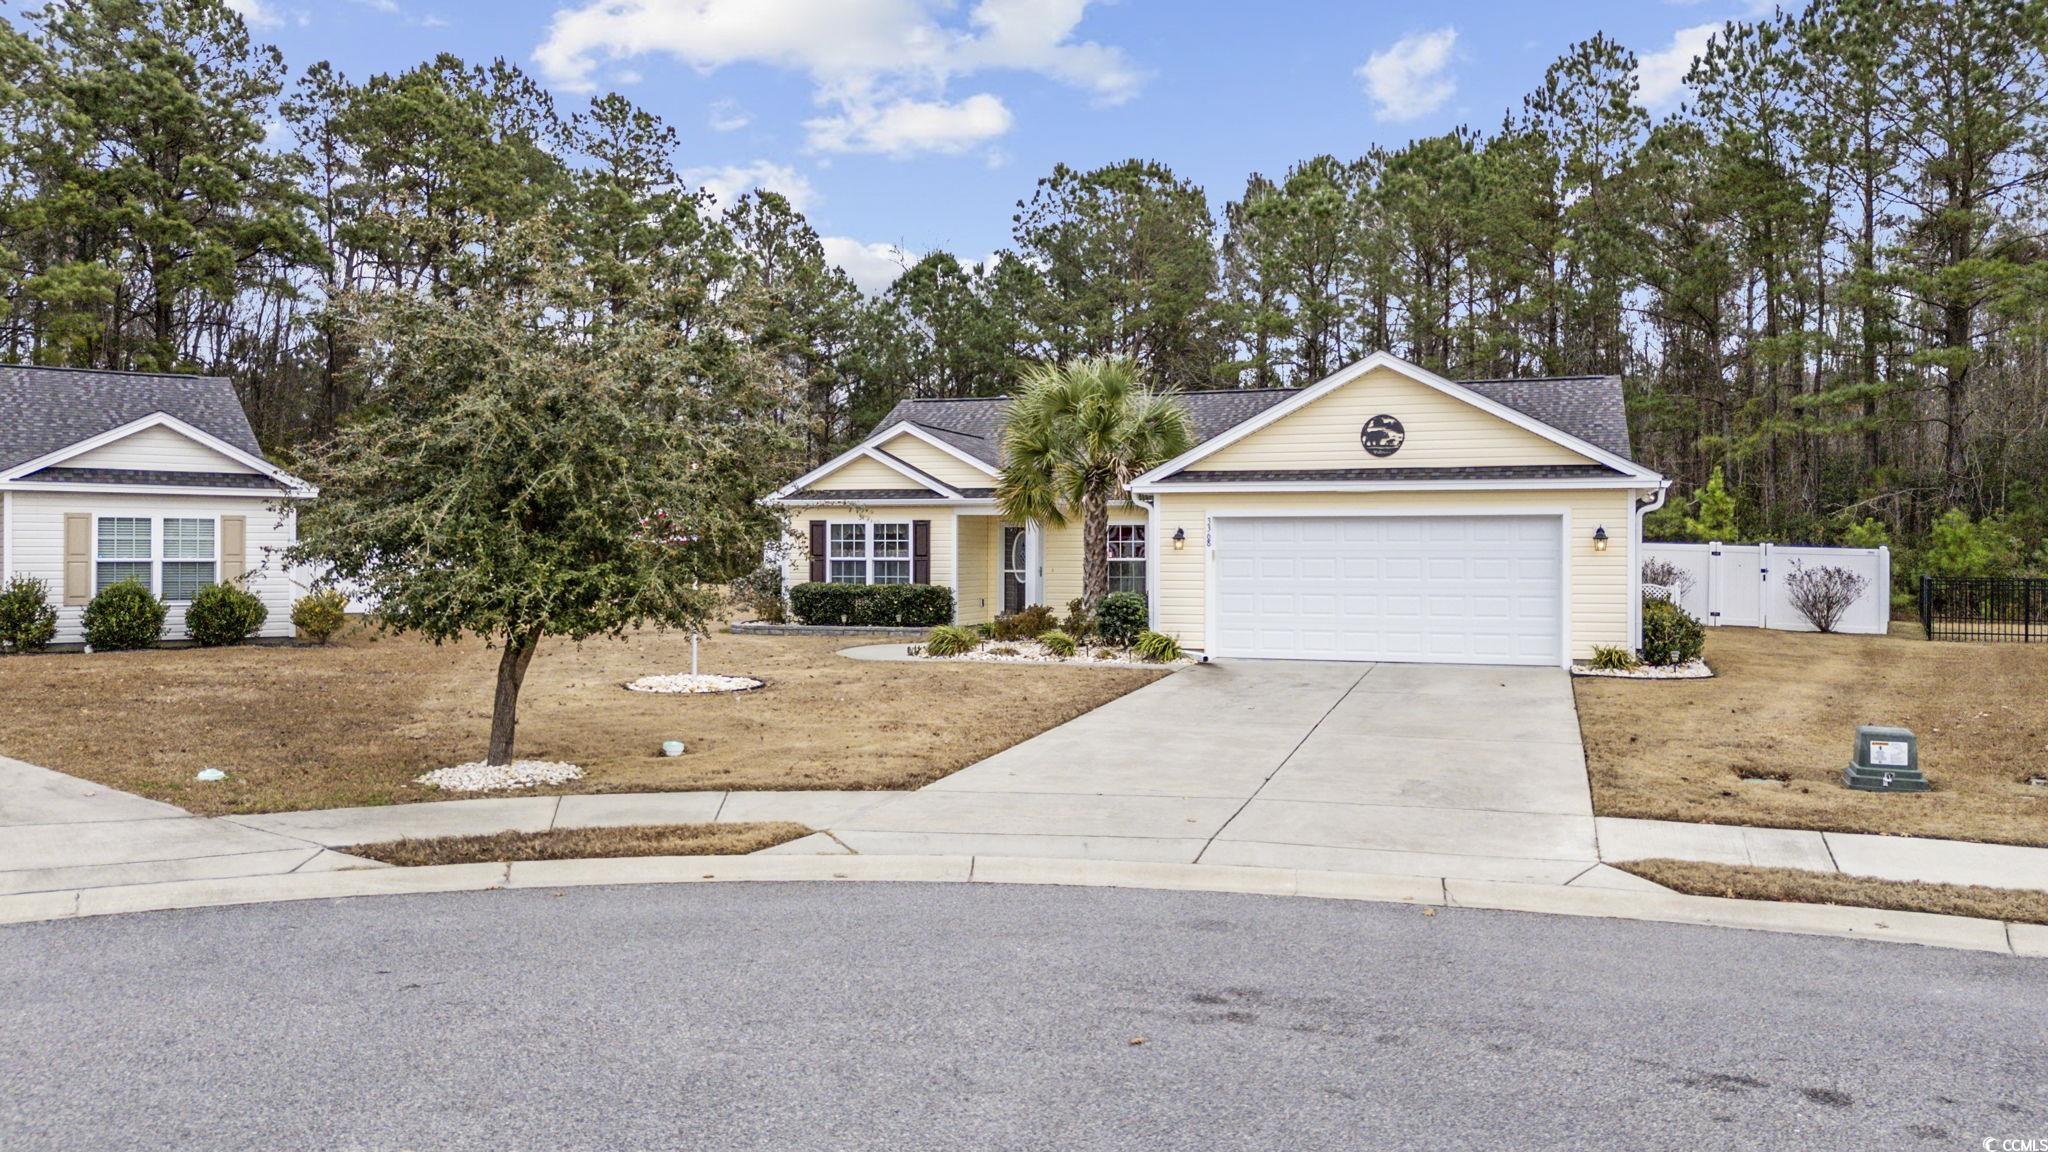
[1080,493,1111,614]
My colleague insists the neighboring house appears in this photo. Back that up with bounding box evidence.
[764,352,1669,668]
[0,364,313,645]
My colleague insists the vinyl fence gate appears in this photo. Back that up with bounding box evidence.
[1640,542,1892,635]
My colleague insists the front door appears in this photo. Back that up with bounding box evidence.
[1001,525,1028,615]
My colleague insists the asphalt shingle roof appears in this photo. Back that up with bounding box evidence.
[870,372,1635,470]
[0,364,265,473]
[16,467,282,490]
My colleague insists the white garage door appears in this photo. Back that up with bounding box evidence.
[1212,515,1562,666]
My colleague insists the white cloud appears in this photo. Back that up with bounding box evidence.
[822,237,917,294]
[533,0,1140,156]
[225,0,282,28]
[1356,28,1459,122]
[709,98,751,133]
[805,94,1012,157]
[682,161,818,213]
[1637,23,1719,109]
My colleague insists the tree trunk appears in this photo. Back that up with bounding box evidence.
[1080,492,1110,614]
[485,624,544,766]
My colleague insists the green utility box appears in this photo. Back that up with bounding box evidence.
[1843,725,1929,792]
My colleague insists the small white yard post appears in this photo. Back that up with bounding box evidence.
[691,632,699,676]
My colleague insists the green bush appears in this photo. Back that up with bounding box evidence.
[291,589,350,644]
[1037,629,1077,657]
[1917,509,2022,579]
[1639,597,1705,666]
[1095,591,1148,646]
[1589,644,1639,672]
[1061,597,1093,640]
[923,624,980,657]
[990,603,1057,641]
[787,582,954,627]
[82,580,166,651]
[186,581,268,646]
[1133,630,1183,663]
[0,576,58,654]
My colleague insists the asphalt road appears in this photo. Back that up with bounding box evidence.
[2,883,2043,1151]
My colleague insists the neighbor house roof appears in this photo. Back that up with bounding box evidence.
[871,374,1634,469]
[0,363,267,474]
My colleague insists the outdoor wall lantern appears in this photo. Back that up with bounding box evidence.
[1172,527,1187,550]
[1592,525,1609,552]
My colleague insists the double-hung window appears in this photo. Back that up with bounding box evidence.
[95,518,153,593]
[870,523,912,584]
[827,523,868,584]
[93,516,219,602]
[826,521,913,585]
[1108,524,1146,595]
[161,518,218,602]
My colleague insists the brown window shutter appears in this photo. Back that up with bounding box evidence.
[63,514,91,605]
[221,516,247,586]
[912,520,931,584]
[807,520,827,583]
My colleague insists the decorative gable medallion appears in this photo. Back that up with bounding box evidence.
[1359,414,1406,458]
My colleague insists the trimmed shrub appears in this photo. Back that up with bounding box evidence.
[186,581,268,647]
[1095,591,1148,646]
[1589,645,1639,672]
[923,624,980,657]
[82,581,166,651]
[1639,597,1705,666]
[1061,597,1094,640]
[1134,630,1183,663]
[787,582,954,627]
[1037,629,1077,657]
[990,603,1057,641]
[291,589,349,645]
[0,576,58,654]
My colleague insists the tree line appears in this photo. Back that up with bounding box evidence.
[4,0,2047,575]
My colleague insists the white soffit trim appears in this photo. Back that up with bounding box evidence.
[1129,476,1647,494]
[0,411,311,489]
[1129,351,1663,486]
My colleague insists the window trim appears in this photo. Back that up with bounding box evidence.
[1107,523,1147,596]
[91,513,223,602]
[825,518,914,586]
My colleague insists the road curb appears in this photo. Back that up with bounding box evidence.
[0,854,2037,956]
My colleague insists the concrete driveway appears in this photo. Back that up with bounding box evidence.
[832,659,1603,883]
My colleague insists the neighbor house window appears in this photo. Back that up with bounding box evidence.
[1108,524,1146,595]
[826,521,913,585]
[95,517,153,593]
[161,518,218,602]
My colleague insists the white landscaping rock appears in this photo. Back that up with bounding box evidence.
[913,639,1188,668]
[1571,659,1712,681]
[625,673,765,694]
[417,760,584,792]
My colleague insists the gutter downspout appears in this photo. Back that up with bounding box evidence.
[1630,482,1672,652]
[1130,490,1159,629]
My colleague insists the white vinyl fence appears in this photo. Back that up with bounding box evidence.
[1641,542,1892,635]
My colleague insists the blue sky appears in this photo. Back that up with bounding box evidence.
[233,0,1769,291]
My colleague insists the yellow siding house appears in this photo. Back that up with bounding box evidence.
[763,352,1668,667]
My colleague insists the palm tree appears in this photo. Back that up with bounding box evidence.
[997,357,1195,614]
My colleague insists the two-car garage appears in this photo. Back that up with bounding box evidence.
[1207,514,1565,667]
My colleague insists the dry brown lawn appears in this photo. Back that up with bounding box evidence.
[350,821,812,866]
[1619,858,2048,925]
[0,624,1164,816]
[1575,624,2048,847]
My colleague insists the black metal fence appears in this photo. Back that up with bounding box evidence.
[1921,575,2048,642]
